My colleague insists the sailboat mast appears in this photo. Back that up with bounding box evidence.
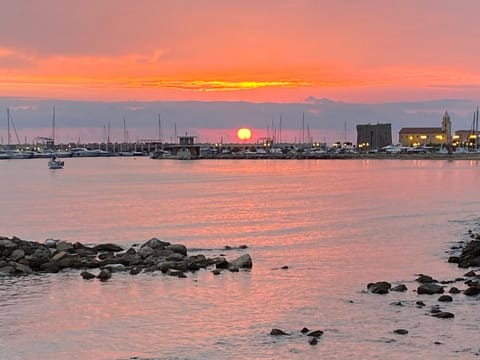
[279,115,282,144]
[158,113,162,142]
[7,108,10,145]
[302,112,305,144]
[52,105,56,144]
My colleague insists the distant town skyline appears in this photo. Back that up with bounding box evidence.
[1,1,480,143]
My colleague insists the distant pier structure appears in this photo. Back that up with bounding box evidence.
[356,123,392,150]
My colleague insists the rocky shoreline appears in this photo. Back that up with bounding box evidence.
[0,236,252,280]
[363,228,480,341]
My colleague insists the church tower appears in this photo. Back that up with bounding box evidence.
[441,111,452,143]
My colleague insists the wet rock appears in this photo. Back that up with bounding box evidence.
[229,254,253,269]
[367,281,391,294]
[300,327,309,333]
[307,330,324,337]
[463,286,480,296]
[308,337,318,345]
[391,284,408,292]
[165,244,187,256]
[447,256,459,263]
[438,295,453,302]
[81,271,96,280]
[0,236,253,280]
[166,269,186,277]
[270,328,289,336]
[416,275,437,284]
[449,287,461,294]
[457,240,480,268]
[432,311,454,319]
[215,258,230,269]
[463,270,477,277]
[96,268,112,281]
[129,267,142,275]
[93,243,123,252]
[393,329,408,335]
[141,238,170,250]
[417,283,444,295]
[212,269,221,275]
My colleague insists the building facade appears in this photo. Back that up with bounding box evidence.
[398,111,451,147]
[356,123,392,150]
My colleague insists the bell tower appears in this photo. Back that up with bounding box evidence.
[441,111,452,143]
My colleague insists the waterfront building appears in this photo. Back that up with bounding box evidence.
[356,123,392,150]
[399,111,451,147]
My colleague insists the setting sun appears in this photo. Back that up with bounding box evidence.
[237,128,252,141]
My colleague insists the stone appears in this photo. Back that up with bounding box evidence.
[367,281,391,294]
[93,243,123,252]
[391,284,408,292]
[393,329,408,335]
[463,286,480,296]
[270,328,289,336]
[417,283,444,295]
[432,311,454,319]
[416,275,437,284]
[96,269,112,281]
[438,295,453,302]
[307,330,324,337]
[141,238,170,250]
[229,254,253,269]
[81,271,96,280]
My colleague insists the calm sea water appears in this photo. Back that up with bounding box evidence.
[0,157,479,360]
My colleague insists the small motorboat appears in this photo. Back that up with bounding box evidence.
[48,157,64,169]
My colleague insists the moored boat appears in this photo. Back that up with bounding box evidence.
[48,157,64,169]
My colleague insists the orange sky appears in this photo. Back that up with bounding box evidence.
[1,1,480,104]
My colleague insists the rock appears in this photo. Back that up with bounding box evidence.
[447,256,459,263]
[104,264,126,273]
[44,238,58,247]
[417,283,444,295]
[280,265,289,270]
[367,281,391,294]
[12,262,32,274]
[432,311,454,319]
[165,244,187,256]
[463,286,480,296]
[56,241,74,253]
[0,239,17,248]
[391,284,408,292]
[307,330,324,337]
[215,258,230,269]
[270,328,289,336]
[81,271,96,280]
[416,301,426,307]
[308,337,318,345]
[416,275,437,284]
[129,267,142,275]
[438,295,453,302]
[393,329,408,335]
[458,240,480,268]
[449,287,461,294]
[166,269,186,277]
[93,243,123,252]
[212,269,221,275]
[229,254,253,269]
[137,246,154,259]
[464,270,477,277]
[96,269,112,281]
[300,327,309,333]
[141,238,170,250]
[9,248,25,261]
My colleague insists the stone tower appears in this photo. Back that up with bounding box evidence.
[441,111,452,143]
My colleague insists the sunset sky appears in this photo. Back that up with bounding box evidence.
[1,1,480,143]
